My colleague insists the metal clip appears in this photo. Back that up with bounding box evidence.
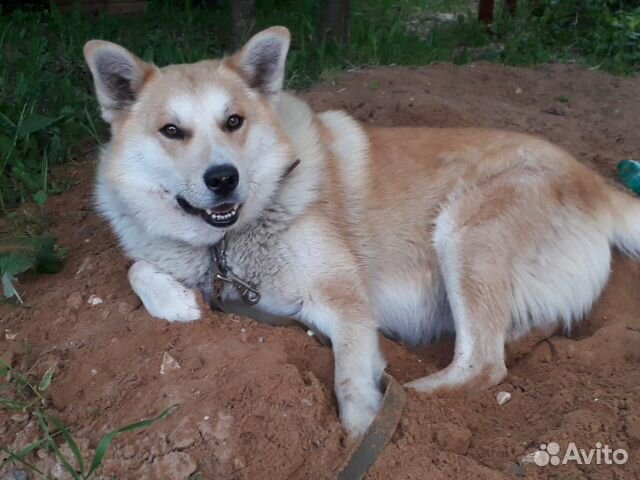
[215,273,261,306]
[231,276,261,305]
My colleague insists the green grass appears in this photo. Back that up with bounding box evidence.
[0,356,177,479]
[0,0,638,212]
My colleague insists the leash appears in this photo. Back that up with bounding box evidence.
[334,373,406,480]
[208,158,300,312]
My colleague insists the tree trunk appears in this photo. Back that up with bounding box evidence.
[231,0,256,48]
[478,0,495,24]
[319,0,350,43]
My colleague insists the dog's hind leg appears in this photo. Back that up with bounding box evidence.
[406,205,510,393]
[128,260,202,322]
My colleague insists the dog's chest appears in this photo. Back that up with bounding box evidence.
[211,230,303,320]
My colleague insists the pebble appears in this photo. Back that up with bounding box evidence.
[66,292,83,310]
[169,417,196,450]
[122,444,136,459]
[50,463,67,480]
[10,412,29,423]
[434,423,472,455]
[4,330,18,340]
[160,352,181,375]
[87,294,103,306]
[197,417,215,442]
[117,300,138,316]
[0,471,31,480]
[496,391,512,406]
[529,341,553,363]
[150,451,197,479]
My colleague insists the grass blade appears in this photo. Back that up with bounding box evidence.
[36,411,81,480]
[51,416,85,476]
[38,366,55,392]
[87,404,178,478]
[0,446,44,476]
[0,398,26,410]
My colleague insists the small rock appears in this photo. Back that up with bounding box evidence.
[515,87,523,95]
[169,417,196,450]
[87,295,103,306]
[4,330,18,341]
[434,423,472,455]
[0,470,31,480]
[117,300,138,316]
[213,412,234,442]
[496,391,512,406]
[10,412,29,423]
[150,451,197,479]
[197,418,215,442]
[160,352,181,375]
[233,457,246,470]
[301,398,313,407]
[122,444,136,459]
[529,341,553,363]
[66,292,83,310]
[50,463,68,480]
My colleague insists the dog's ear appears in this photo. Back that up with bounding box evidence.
[226,27,291,96]
[83,40,156,123]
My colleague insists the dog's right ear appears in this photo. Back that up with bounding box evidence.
[83,40,156,123]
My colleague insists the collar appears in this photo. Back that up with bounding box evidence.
[208,158,301,312]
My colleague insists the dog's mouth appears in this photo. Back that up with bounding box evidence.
[176,196,242,228]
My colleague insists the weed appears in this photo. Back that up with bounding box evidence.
[0,357,178,479]
[0,232,66,303]
[0,0,638,211]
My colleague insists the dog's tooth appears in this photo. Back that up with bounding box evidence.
[206,209,213,215]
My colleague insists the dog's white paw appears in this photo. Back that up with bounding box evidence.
[128,261,201,322]
[337,382,382,438]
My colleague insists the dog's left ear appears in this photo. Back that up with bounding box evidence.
[226,27,291,96]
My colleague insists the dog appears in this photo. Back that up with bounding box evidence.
[84,27,640,436]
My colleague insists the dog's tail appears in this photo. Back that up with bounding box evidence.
[609,187,640,257]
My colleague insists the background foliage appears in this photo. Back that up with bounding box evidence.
[0,0,638,211]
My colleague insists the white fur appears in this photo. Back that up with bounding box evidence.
[128,260,201,322]
[85,30,640,437]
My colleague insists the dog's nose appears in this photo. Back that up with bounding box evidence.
[203,164,239,196]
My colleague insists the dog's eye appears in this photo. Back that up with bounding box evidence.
[159,124,184,140]
[226,114,244,132]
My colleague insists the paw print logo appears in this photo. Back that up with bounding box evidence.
[533,442,561,466]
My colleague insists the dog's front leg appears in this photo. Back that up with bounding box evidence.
[334,320,386,437]
[128,260,201,322]
[303,296,386,437]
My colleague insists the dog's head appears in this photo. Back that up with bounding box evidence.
[84,27,295,246]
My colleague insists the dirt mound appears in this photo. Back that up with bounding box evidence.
[2,62,639,479]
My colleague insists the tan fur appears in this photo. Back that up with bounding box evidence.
[84,28,640,437]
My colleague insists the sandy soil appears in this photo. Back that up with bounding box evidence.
[1,62,639,479]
